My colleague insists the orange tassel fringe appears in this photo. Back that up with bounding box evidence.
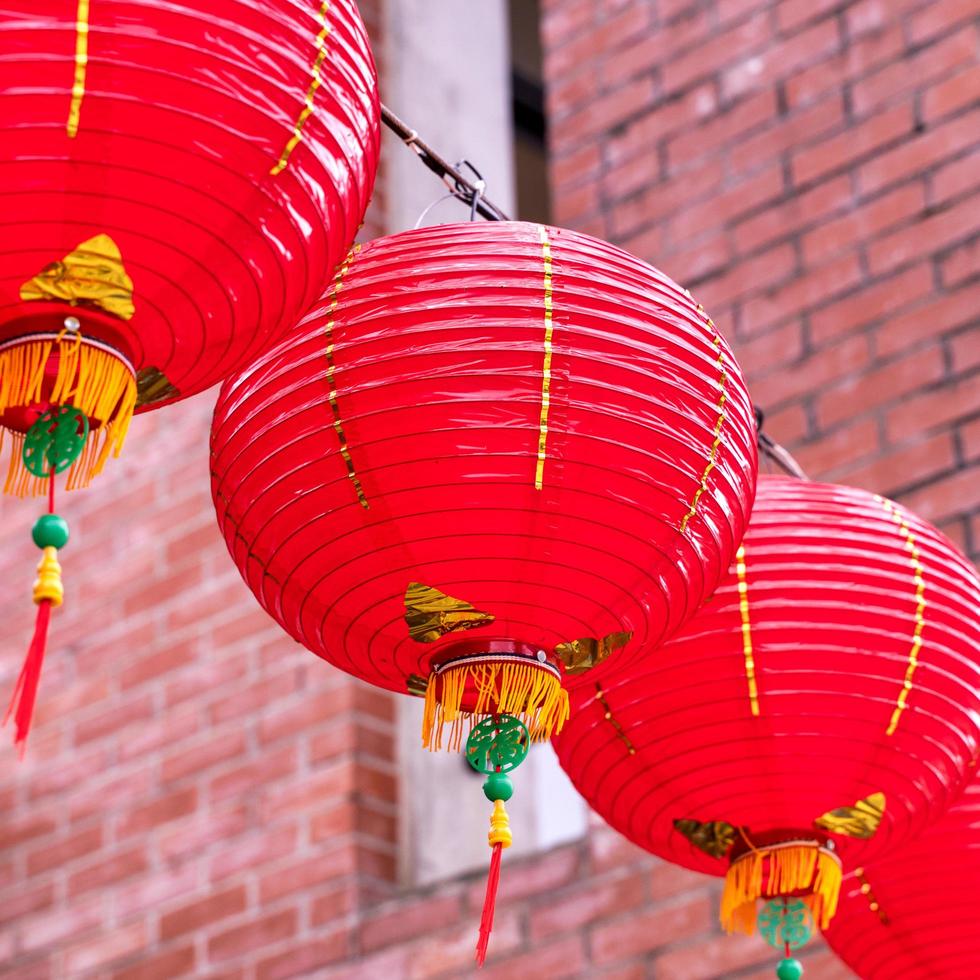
[422,660,569,751]
[0,337,136,495]
[720,841,842,934]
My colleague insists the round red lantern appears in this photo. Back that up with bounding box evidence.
[0,0,378,490]
[210,221,757,748]
[554,475,980,959]
[0,1,379,748]
[823,779,980,978]
[210,221,757,962]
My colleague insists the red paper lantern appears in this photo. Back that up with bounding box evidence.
[0,0,379,489]
[823,779,980,978]
[210,221,758,749]
[554,475,980,945]
[0,1,379,749]
[211,219,758,963]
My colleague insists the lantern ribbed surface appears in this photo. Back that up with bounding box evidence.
[210,221,757,740]
[823,780,980,978]
[554,475,980,924]
[0,0,379,407]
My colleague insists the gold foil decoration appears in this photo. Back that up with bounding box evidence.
[534,224,554,491]
[406,674,428,698]
[680,304,727,533]
[555,631,632,675]
[876,495,927,737]
[594,683,636,755]
[815,792,886,840]
[673,818,736,859]
[404,582,495,644]
[67,0,90,137]
[136,367,179,407]
[20,234,135,321]
[270,0,331,175]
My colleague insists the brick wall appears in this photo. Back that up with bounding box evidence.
[1,1,978,978]
[545,0,980,564]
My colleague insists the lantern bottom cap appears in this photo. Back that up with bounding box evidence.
[421,644,569,752]
[0,322,137,497]
[720,838,842,935]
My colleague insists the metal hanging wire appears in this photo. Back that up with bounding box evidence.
[382,103,510,222]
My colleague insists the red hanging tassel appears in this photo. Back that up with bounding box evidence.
[5,599,53,753]
[6,472,67,753]
[476,840,503,966]
[476,797,512,965]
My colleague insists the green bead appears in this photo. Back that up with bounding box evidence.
[776,958,803,980]
[32,514,69,550]
[482,771,513,802]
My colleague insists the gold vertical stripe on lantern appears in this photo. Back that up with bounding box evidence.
[534,224,554,491]
[735,543,760,716]
[271,1,332,175]
[877,496,927,736]
[324,244,368,508]
[680,305,727,533]
[66,0,90,137]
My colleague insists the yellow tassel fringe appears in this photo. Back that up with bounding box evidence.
[422,660,570,751]
[0,338,136,495]
[720,842,842,934]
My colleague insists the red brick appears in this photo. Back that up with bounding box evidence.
[161,886,247,940]
[73,693,154,745]
[668,90,778,169]
[67,847,148,897]
[809,263,933,344]
[530,870,647,939]
[256,935,349,980]
[885,374,979,440]
[868,192,980,274]
[787,25,905,108]
[663,13,771,94]
[818,346,946,428]
[731,96,844,175]
[802,182,926,263]
[733,176,851,253]
[908,0,980,43]
[722,18,842,98]
[859,108,980,195]
[258,846,357,904]
[161,731,247,783]
[0,882,55,920]
[949,328,980,374]
[63,923,146,976]
[898,463,980,523]
[793,419,882,481]
[26,826,103,875]
[923,63,980,123]
[876,281,980,356]
[590,896,714,964]
[480,936,588,980]
[362,894,463,952]
[658,930,777,980]
[209,824,299,881]
[941,237,980,286]
[117,787,197,837]
[851,27,977,114]
[741,253,865,335]
[208,909,298,963]
[792,103,913,185]
[111,946,196,980]
[835,432,957,495]
[209,746,298,803]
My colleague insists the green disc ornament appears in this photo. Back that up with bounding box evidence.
[758,898,814,951]
[465,714,530,775]
[22,406,89,477]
